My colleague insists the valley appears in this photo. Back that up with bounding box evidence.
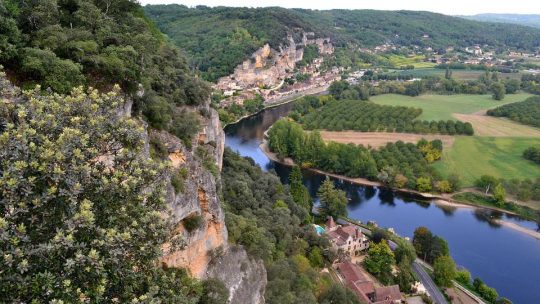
[1,1,540,304]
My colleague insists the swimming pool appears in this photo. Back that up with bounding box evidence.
[314,224,325,235]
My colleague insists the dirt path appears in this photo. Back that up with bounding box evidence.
[318,131,455,149]
[453,113,540,137]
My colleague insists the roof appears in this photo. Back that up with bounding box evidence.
[337,262,402,304]
[337,262,374,303]
[326,224,363,246]
[373,285,402,304]
[326,216,336,229]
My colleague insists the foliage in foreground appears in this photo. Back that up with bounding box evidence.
[0,0,211,133]
[0,86,204,302]
[221,149,359,304]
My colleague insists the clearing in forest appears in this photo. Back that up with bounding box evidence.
[370,93,532,120]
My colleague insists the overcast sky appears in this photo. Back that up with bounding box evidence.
[139,0,540,15]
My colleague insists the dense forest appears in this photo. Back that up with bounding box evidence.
[144,4,540,82]
[221,149,361,304]
[268,119,457,193]
[297,98,474,135]
[0,0,211,142]
[487,96,540,127]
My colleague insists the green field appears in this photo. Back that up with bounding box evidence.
[385,68,523,80]
[381,55,436,69]
[370,93,532,120]
[433,137,540,186]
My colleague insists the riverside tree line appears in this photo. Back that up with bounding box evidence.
[268,119,461,193]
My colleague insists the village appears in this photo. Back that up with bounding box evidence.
[214,32,341,109]
[213,33,540,118]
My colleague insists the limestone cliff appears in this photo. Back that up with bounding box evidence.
[217,32,333,90]
[156,102,267,303]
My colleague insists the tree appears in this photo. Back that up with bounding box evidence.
[493,183,506,205]
[416,177,432,192]
[317,178,348,220]
[413,227,433,261]
[320,284,361,304]
[435,180,452,193]
[200,278,229,304]
[364,242,395,284]
[455,269,471,286]
[433,256,457,287]
[394,239,417,265]
[289,165,312,213]
[397,257,415,293]
[429,236,449,264]
[491,82,506,100]
[308,247,325,268]
[445,68,452,79]
[476,175,499,194]
[0,86,202,302]
[448,174,462,192]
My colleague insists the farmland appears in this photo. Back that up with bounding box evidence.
[370,93,532,120]
[322,92,540,185]
[433,137,540,186]
[384,67,523,80]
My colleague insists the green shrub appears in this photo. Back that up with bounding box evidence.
[171,168,189,194]
[183,214,204,233]
[149,135,168,159]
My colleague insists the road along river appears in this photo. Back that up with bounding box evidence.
[224,101,540,304]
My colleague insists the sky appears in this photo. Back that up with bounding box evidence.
[139,0,540,15]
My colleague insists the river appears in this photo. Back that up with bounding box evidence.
[224,102,540,304]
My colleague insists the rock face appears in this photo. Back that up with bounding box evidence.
[157,102,266,303]
[217,32,333,90]
[207,246,267,304]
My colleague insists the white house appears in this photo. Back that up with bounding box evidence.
[325,217,369,256]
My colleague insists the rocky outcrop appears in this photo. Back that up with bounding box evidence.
[157,103,266,303]
[207,246,267,304]
[217,32,333,91]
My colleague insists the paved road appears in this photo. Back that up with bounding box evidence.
[412,261,447,304]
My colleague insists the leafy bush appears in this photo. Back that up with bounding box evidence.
[523,146,540,165]
[183,214,204,233]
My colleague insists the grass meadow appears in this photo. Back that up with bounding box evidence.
[370,93,532,120]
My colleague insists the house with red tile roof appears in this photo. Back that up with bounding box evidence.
[325,216,369,256]
[337,262,403,304]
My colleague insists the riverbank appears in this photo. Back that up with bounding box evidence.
[260,140,540,239]
[222,86,329,128]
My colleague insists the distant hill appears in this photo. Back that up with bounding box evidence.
[462,14,540,28]
[144,5,540,81]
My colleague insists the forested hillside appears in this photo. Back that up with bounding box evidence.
[462,14,540,29]
[0,0,210,133]
[144,4,540,81]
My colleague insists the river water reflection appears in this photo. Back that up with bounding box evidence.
[224,103,540,304]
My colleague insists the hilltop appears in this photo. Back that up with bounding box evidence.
[462,14,540,28]
[144,5,540,81]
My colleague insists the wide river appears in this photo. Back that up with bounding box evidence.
[224,102,540,304]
